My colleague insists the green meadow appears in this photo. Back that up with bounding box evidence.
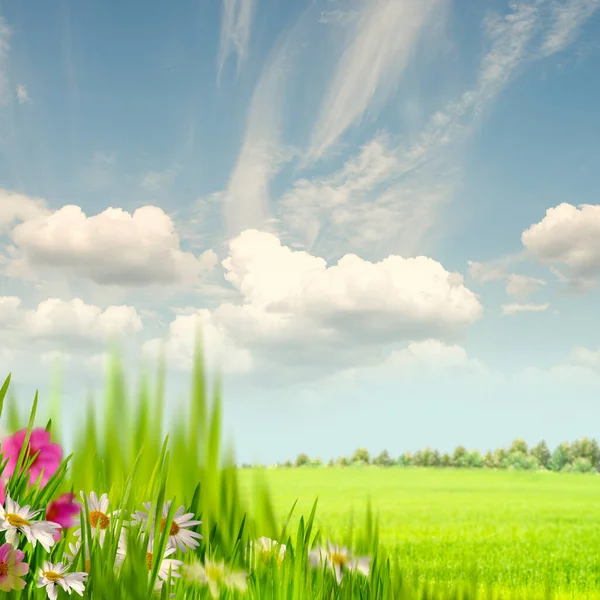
[239,467,600,599]
[2,340,600,599]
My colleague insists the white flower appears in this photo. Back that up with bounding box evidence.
[247,536,286,567]
[74,491,119,547]
[308,541,370,584]
[182,558,248,598]
[37,561,87,600]
[132,500,202,552]
[63,540,91,573]
[116,533,183,585]
[0,495,61,552]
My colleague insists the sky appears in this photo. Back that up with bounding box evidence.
[1,0,600,465]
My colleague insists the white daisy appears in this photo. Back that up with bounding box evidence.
[182,558,248,599]
[308,541,370,584]
[63,540,91,573]
[74,491,118,547]
[0,495,61,552]
[247,536,286,567]
[116,533,183,585]
[37,561,87,600]
[132,500,202,552]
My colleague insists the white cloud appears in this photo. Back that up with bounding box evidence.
[222,16,302,239]
[0,296,143,360]
[468,260,508,282]
[501,302,550,316]
[3,201,218,286]
[0,188,51,232]
[505,274,546,300]
[142,309,253,375]
[217,0,256,78]
[153,230,482,381]
[539,0,600,58]
[521,203,600,289]
[319,10,359,25]
[16,84,31,104]
[280,135,400,252]
[571,346,600,370]
[308,0,445,161]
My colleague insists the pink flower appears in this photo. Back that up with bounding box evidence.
[0,542,29,591]
[46,493,79,542]
[1,428,62,487]
[0,479,5,505]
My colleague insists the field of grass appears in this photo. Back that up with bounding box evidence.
[238,464,600,599]
[1,339,599,599]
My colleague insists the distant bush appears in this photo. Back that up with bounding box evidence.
[503,452,539,471]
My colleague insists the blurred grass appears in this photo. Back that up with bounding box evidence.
[1,330,598,598]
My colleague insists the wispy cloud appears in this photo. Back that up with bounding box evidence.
[141,166,180,191]
[308,0,446,162]
[0,18,11,106]
[284,0,599,259]
[502,302,550,315]
[222,11,310,240]
[217,0,257,79]
[539,0,600,58]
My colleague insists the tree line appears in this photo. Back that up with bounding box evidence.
[239,437,600,473]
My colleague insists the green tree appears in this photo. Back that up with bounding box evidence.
[295,453,310,467]
[452,446,469,468]
[422,448,433,467]
[493,448,508,469]
[352,448,370,464]
[569,437,600,470]
[440,453,451,467]
[327,458,335,467]
[397,451,413,466]
[468,450,484,468]
[413,450,425,467]
[337,456,350,467]
[431,449,441,467]
[571,457,595,473]
[549,443,569,472]
[483,450,494,468]
[373,449,394,467]
[504,452,539,471]
[284,460,293,468]
[509,438,529,455]
[530,440,551,469]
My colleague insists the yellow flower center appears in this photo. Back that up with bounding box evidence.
[44,571,64,582]
[329,552,350,567]
[146,552,153,571]
[0,561,8,577]
[89,510,110,530]
[6,513,30,528]
[160,518,180,536]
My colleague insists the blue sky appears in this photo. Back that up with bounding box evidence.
[1,0,600,465]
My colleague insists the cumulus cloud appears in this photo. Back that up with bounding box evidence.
[0,188,50,233]
[570,346,600,370]
[150,230,482,381]
[521,203,600,290]
[3,202,217,286]
[501,302,550,316]
[142,309,253,375]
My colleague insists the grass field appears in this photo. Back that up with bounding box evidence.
[238,466,600,599]
[2,340,600,599]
